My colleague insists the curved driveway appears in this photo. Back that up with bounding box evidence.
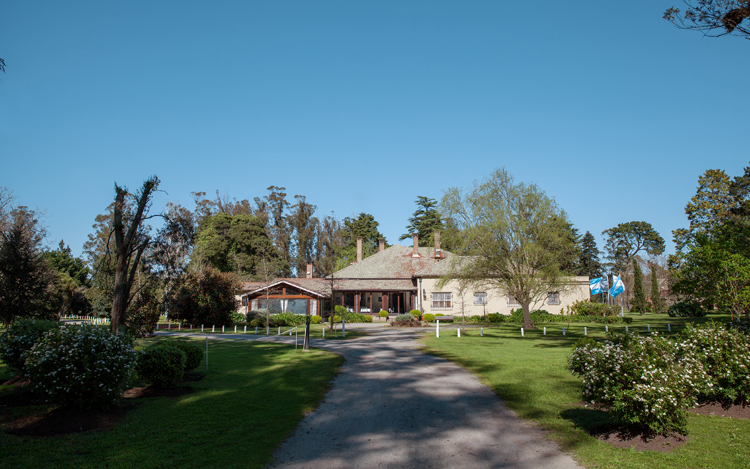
[157,328,581,468]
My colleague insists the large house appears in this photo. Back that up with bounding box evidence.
[239,233,589,317]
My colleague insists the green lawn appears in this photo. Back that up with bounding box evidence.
[0,338,343,469]
[422,312,750,469]
[155,322,367,340]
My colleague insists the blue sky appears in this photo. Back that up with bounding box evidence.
[2,1,749,259]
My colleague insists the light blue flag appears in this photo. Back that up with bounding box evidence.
[609,274,625,298]
[590,277,603,295]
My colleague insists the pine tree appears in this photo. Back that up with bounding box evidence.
[631,258,647,314]
[400,196,444,246]
[650,263,662,314]
[577,231,602,277]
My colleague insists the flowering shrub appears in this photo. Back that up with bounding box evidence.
[137,344,186,388]
[570,332,697,435]
[24,325,136,410]
[677,323,750,404]
[151,340,203,372]
[0,318,59,374]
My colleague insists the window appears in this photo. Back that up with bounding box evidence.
[432,292,452,311]
[474,292,487,305]
[507,295,520,307]
[547,292,560,305]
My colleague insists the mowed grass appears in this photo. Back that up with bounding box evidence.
[155,322,367,340]
[422,312,750,469]
[0,338,343,469]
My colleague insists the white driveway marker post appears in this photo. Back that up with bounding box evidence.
[190,325,193,331]
[543,326,546,336]
[244,325,247,333]
[584,327,587,335]
[605,325,608,332]
[343,319,346,338]
[625,326,629,333]
[562,327,566,336]
[234,325,237,333]
[481,327,483,337]
[647,325,651,333]
[668,323,671,332]
[278,326,281,335]
[521,327,524,337]
[178,324,181,331]
[222,325,225,333]
[323,328,325,338]
[168,323,171,331]
[457,328,461,338]
[212,325,215,333]
[201,324,204,332]
[436,320,440,338]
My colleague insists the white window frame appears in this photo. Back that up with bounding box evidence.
[547,292,560,305]
[474,292,487,306]
[431,292,453,311]
[507,295,520,307]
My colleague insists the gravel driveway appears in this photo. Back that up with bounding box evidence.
[260,328,582,469]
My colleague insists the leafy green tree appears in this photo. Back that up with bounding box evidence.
[631,258,648,314]
[440,168,577,329]
[577,231,603,278]
[289,195,318,277]
[167,267,239,326]
[254,186,292,277]
[0,207,57,325]
[314,215,344,276]
[336,213,386,269]
[673,231,750,322]
[664,1,750,39]
[44,241,90,287]
[650,263,662,313]
[399,196,444,246]
[602,221,665,272]
[193,212,281,279]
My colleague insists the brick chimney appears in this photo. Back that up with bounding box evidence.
[434,230,442,258]
[379,238,385,252]
[412,234,420,257]
[357,237,363,263]
[306,263,313,279]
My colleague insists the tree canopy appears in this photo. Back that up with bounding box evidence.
[440,168,577,329]
[336,213,386,269]
[399,196,444,246]
[602,221,665,273]
[665,1,750,39]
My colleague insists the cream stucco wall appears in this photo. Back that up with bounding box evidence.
[417,276,590,316]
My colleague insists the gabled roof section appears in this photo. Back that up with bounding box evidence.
[240,278,331,297]
[332,244,454,279]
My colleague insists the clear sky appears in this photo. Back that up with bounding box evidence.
[2,1,749,259]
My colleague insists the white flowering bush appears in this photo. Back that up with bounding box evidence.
[570,332,697,435]
[23,325,136,410]
[677,323,750,404]
[0,318,59,374]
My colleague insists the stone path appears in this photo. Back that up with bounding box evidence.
[156,328,581,469]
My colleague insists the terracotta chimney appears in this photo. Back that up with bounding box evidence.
[306,263,313,279]
[357,237,363,263]
[412,234,420,257]
[379,238,385,252]
[434,230,442,258]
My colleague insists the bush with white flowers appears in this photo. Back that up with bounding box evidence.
[570,331,698,435]
[677,323,750,404]
[0,318,59,374]
[23,324,136,410]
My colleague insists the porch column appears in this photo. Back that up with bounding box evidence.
[355,292,360,313]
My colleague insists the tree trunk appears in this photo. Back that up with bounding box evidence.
[111,177,159,334]
[522,302,535,329]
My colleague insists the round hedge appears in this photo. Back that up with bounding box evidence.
[137,345,186,388]
[151,340,203,371]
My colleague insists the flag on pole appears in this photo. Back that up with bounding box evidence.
[590,277,603,295]
[601,274,609,291]
[609,273,625,298]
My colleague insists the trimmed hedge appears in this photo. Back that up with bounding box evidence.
[151,340,203,371]
[137,345,187,388]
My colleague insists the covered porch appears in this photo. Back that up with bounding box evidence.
[333,290,416,315]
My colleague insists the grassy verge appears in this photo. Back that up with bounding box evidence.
[421,312,750,469]
[0,338,343,469]
[155,323,367,339]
